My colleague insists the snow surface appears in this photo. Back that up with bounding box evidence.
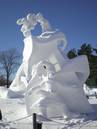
[10,31,92,118]
[84,84,97,97]
[0,13,95,128]
[0,87,97,129]
[8,13,93,119]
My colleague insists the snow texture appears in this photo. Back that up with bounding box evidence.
[7,13,93,119]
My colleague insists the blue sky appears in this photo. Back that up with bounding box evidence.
[0,0,97,54]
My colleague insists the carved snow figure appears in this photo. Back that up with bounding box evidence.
[9,13,93,118]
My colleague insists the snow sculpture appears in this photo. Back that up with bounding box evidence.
[9,13,93,118]
[16,13,52,37]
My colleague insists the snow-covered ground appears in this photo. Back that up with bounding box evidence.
[0,88,97,129]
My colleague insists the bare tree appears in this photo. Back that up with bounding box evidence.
[0,48,20,88]
[0,75,6,86]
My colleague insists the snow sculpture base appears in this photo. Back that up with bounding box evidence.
[9,13,93,119]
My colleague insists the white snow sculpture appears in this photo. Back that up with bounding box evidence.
[16,13,52,37]
[9,13,93,118]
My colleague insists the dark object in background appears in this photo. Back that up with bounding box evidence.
[37,122,42,129]
[33,113,42,129]
[86,95,89,99]
[0,109,2,120]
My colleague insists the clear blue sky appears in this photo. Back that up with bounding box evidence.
[0,0,97,54]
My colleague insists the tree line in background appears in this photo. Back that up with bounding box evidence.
[0,43,97,88]
[67,43,97,88]
[0,48,20,88]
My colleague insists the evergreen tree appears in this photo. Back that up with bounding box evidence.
[67,43,97,87]
[67,49,77,59]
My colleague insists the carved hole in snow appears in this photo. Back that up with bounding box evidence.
[43,65,47,69]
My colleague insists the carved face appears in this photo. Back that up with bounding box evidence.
[31,61,56,79]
